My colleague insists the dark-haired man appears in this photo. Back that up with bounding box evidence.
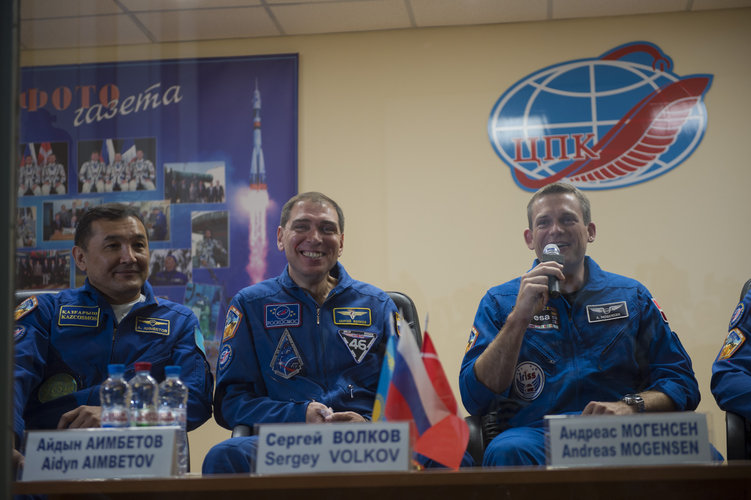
[13,203,213,468]
[202,192,398,474]
[459,182,700,466]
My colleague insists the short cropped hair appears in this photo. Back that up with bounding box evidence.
[280,192,345,232]
[74,203,146,249]
[526,182,592,228]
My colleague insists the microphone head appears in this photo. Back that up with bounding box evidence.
[541,243,564,264]
[543,243,560,256]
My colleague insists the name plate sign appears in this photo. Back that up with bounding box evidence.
[21,427,178,481]
[545,412,712,466]
[255,421,410,474]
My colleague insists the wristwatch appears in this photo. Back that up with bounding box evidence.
[622,393,645,413]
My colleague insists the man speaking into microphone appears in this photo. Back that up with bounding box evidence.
[459,182,700,466]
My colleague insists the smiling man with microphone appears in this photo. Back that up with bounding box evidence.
[459,182,700,466]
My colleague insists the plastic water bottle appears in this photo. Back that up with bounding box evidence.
[130,361,158,427]
[100,364,131,428]
[158,365,189,475]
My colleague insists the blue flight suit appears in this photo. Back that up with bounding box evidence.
[459,257,700,466]
[202,263,398,473]
[13,279,213,445]
[711,288,751,420]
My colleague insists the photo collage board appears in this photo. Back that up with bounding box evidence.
[18,54,299,373]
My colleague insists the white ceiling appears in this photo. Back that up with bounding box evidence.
[20,0,751,50]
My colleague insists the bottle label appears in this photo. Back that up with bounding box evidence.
[101,408,129,428]
[133,409,157,426]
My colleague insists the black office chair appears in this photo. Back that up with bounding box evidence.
[725,278,751,460]
[464,398,523,465]
[386,290,422,347]
[232,291,423,439]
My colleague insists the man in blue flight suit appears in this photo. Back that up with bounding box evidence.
[13,204,213,470]
[459,182,700,466]
[202,192,398,473]
[711,286,751,420]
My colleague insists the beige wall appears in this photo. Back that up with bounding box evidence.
[22,8,751,467]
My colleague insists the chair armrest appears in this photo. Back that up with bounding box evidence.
[726,411,747,460]
[465,415,485,465]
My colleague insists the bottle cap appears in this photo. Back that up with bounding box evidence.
[107,363,125,375]
[134,361,152,372]
[165,365,180,377]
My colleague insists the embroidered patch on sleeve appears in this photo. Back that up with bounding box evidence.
[15,296,38,321]
[218,344,233,371]
[465,327,479,353]
[14,325,26,342]
[333,307,372,326]
[651,297,669,323]
[135,317,170,336]
[729,302,745,329]
[222,305,242,341]
[58,305,100,328]
[719,328,746,360]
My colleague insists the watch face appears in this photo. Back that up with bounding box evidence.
[624,394,644,411]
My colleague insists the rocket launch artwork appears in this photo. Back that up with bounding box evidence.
[246,80,270,284]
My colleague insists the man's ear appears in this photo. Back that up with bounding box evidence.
[276,226,284,251]
[71,246,87,272]
[587,222,596,243]
[524,228,534,250]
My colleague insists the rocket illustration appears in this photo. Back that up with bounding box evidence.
[249,80,267,190]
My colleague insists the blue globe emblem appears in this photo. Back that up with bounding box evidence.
[488,42,712,191]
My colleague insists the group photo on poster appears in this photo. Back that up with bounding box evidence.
[18,54,298,375]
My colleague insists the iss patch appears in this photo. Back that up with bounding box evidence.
[586,301,628,323]
[338,330,377,363]
[223,305,242,341]
[265,303,301,328]
[270,329,303,379]
[14,296,38,321]
[513,361,545,401]
[333,307,372,327]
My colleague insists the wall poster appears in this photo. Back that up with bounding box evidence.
[487,42,712,191]
[18,54,299,373]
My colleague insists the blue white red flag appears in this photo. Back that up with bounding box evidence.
[377,317,469,469]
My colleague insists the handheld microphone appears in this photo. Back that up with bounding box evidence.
[541,244,564,298]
